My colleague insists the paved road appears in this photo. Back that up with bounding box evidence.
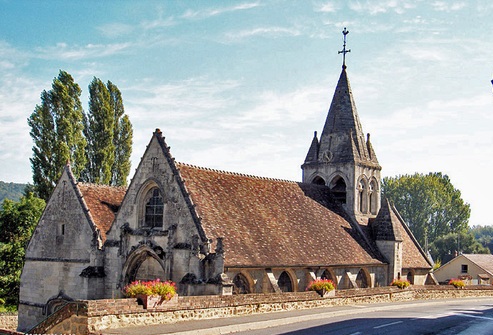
[101,297,493,335]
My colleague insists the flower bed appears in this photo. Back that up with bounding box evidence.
[391,278,411,289]
[124,279,176,300]
[449,279,465,289]
[307,279,335,297]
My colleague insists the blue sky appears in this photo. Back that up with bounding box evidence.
[0,1,492,226]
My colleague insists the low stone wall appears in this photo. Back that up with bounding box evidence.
[0,314,18,333]
[87,286,493,332]
[5,286,493,334]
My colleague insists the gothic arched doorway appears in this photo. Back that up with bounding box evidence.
[122,246,166,285]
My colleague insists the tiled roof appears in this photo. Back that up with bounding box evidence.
[462,254,493,276]
[391,205,432,269]
[372,198,403,241]
[78,183,126,242]
[177,163,384,268]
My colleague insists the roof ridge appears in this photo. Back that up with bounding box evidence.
[176,161,298,184]
[77,182,127,191]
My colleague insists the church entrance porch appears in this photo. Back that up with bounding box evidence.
[122,245,168,286]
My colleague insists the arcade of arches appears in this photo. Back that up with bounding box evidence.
[227,267,381,294]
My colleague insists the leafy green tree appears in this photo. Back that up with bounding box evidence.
[429,231,489,262]
[83,78,115,184]
[470,225,493,253]
[382,172,470,248]
[0,181,26,203]
[0,194,45,308]
[28,70,87,200]
[108,81,133,187]
[82,79,132,186]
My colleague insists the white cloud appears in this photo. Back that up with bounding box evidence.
[224,26,301,42]
[221,86,328,128]
[181,2,261,20]
[35,42,133,61]
[97,23,135,38]
[141,16,177,30]
[316,2,338,13]
[0,74,44,183]
[431,1,466,12]
[348,0,416,15]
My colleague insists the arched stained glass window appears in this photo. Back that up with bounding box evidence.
[144,188,164,228]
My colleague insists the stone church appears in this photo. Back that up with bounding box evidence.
[18,63,433,331]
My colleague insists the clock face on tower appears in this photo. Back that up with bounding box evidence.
[322,150,333,162]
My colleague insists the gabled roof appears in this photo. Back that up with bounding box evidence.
[176,163,385,268]
[386,201,433,269]
[77,183,126,243]
[372,198,403,241]
[459,254,493,276]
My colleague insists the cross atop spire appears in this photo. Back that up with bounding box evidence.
[338,27,351,69]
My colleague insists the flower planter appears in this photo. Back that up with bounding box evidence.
[136,294,178,309]
[316,289,335,298]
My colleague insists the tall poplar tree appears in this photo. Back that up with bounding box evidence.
[83,78,115,184]
[108,81,133,186]
[28,70,87,200]
[83,79,133,186]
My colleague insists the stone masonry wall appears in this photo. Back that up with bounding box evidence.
[0,314,18,332]
[88,286,493,332]
[4,286,493,334]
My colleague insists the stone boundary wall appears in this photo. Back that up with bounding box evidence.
[0,314,19,334]
[88,286,493,332]
[3,286,493,334]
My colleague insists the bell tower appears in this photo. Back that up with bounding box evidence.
[301,28,382,224]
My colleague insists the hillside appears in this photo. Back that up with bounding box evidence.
[0,181,27,203]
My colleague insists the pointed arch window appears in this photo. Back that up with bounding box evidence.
[278,271,293,292]
[143,188,164,228]
[369,180,378,215]
[329,176,346,204]
[312,176,326,185]
[356,269,369,288]
[233,273,251,294]
[359,179,368,213]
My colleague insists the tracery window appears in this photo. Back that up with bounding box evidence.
[143,188,164,228]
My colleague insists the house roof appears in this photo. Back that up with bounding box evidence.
[77,183,126,242]
[460,254,493,276]
[176,162,385,268]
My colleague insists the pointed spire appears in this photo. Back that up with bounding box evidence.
[372,198,403,241]
[304,131,319,164]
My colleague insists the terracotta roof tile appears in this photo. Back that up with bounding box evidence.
[462,254,493,276]
[392,207,432,269]
[177,163,384,268]
[78,183,126,242]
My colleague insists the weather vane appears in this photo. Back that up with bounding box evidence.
[338,27,351,69]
